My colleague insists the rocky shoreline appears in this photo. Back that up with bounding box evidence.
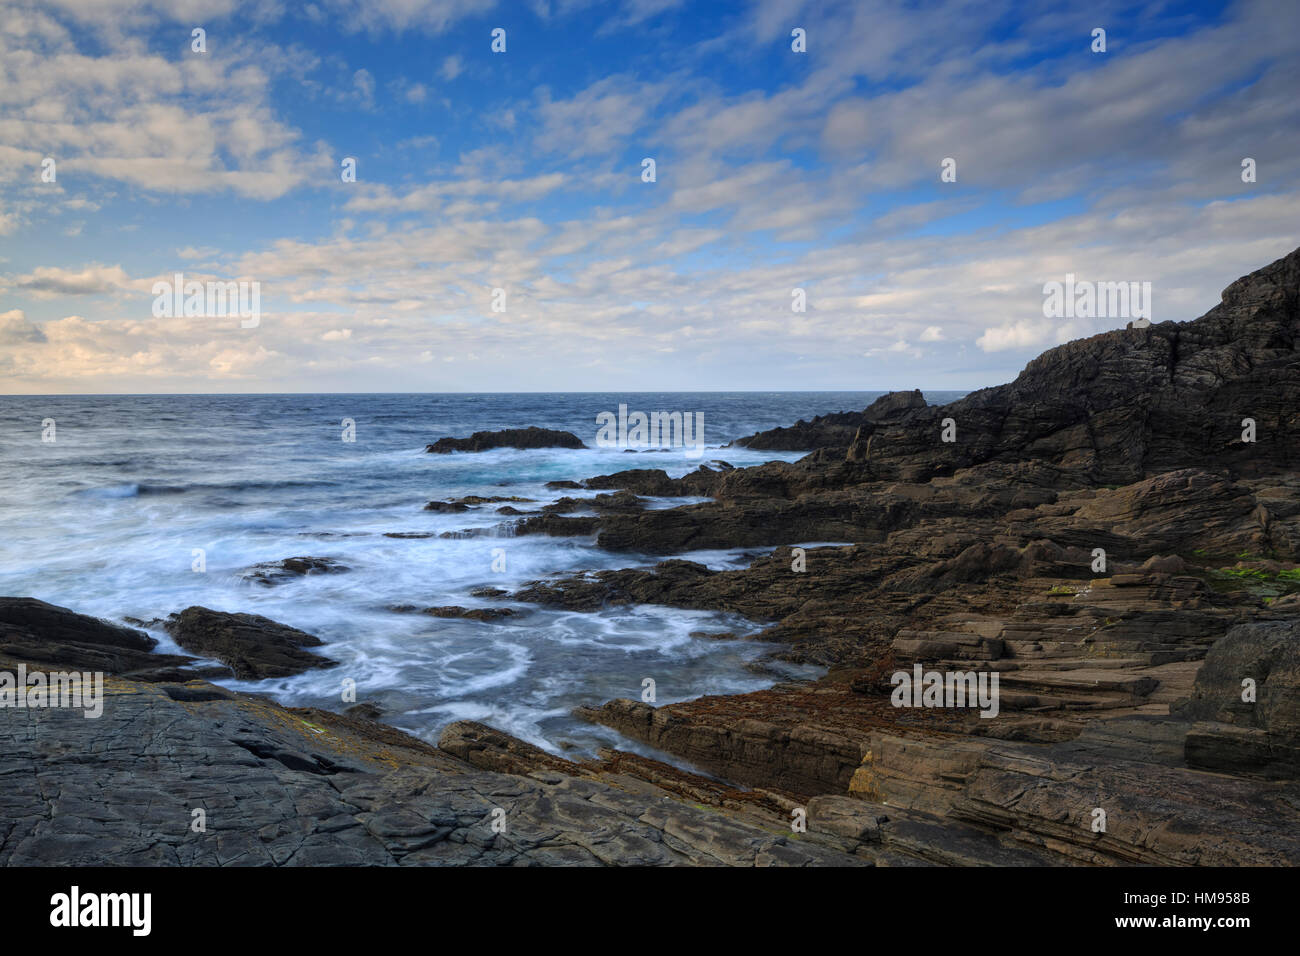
[4,246,1300,866]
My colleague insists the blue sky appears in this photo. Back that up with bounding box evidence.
[1,0,1298,393]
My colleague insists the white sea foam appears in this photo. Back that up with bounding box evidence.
[0,393,926,755]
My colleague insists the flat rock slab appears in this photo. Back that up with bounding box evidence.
[0,675,864,867]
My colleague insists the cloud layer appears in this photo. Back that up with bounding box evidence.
[1,0,1297,393]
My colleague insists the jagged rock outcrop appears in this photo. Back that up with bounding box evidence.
[732,390,928,452]
[850,248,1300,483]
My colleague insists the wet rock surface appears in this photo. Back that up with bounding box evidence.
[0,597,195,681]
[163,606,337,679]
[244,555,351,586]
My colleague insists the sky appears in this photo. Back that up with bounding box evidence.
[0,0,1298,394]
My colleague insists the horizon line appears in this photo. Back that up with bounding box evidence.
[0,387,976,398]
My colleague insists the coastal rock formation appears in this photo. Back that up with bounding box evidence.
[425,427,585,453]
[163,606,337,679]
[732,389,927,452]
[847,249,1300,483]
[505,246,1300,865]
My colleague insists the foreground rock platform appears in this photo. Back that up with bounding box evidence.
[0,650,864,866]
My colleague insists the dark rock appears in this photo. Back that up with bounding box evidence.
[542,491,647,515]
[582,468,680,495]
[422,501,470,513]
[163,606,337,679]
[425,495,535,512]
[345,702,385,721]
[0,597,195,680]
[421,606,517,622]
[731,390,927,451]
[244,556,350,586]
[425,427,585,454]
[849,249,1300,483]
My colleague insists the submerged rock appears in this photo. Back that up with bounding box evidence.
[421,605,517,622]
[244,555,350,585]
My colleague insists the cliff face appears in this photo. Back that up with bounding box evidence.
[851,247,1300,483]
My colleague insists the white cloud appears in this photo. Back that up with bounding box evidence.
[976,320,1052,352]
[0,23,332,201]
[0,309,46,343]
[16,264,138,296]
[2,0,1299,393]
[439,55,463,81]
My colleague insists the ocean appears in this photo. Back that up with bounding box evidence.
[0,391,963,757]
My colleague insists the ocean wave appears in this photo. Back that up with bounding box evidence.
[69,478,343,499]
